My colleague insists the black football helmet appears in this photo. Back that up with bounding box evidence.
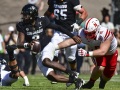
[21,4,38,24]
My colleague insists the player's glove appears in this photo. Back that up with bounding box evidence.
[6,45,17,53]
[78,48,93,57]
[71,23,80,32]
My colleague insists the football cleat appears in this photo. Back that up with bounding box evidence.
[74,78,85,90]
[66,72,79,87]
[23,83,30,86]
[51,81,57,84]
[82,81,94,89]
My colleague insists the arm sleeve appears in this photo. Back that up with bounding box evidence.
[47,0,54,13]
[70,0,80,7]
[46,23,74,38]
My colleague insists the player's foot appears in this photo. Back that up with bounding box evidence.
[23,76,30,86]
[74,78,85,90]
[82,81,94,89]
[66,72,79,87]
[51,81,57,84]
[23,83,30,86]
[99,77,106,89]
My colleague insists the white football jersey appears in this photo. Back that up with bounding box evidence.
[78,25,117,54]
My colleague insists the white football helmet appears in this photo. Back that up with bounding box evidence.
[84,18,100,32]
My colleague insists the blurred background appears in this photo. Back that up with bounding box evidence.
[0,0,120,75]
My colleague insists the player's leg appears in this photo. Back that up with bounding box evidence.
[82,57,105,89]
[41,42,77,75]
[65,44,77,71]
[6,45,20,78]
[20,71,30,86]
[37,58,84,89]
[99,50,118,89]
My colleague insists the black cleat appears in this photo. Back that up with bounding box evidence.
[82,81,94,89]
[99,77,106,89]
[74,78,85,90]
[66,72,79,87]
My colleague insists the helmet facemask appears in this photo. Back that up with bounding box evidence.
[21,14,35,24]
[84,29,97,40]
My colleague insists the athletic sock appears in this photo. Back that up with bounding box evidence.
[23,76,29,85]
[99,77,107,89]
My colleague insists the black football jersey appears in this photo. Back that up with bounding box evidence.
[16,16,51,50]
[47,0,80,32]
[16,16,74,50]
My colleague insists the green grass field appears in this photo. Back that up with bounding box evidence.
[0,73,120,90]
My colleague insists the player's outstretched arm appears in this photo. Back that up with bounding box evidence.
[47,23,81,44]
[57,38,77,49]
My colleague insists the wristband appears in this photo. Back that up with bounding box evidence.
[24,43,30,48]
[86,51,93,56]
[76,18,84,25]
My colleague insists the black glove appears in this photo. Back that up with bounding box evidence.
[6,45,17,54]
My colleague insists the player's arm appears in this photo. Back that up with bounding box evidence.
[73,5,88,25]
[17,32,25,47]
[92,37,112,56]
[44,10,52,17]
[46,23,82,43]
[44,0,53,17]
[71,0,88,24]
[16,23,31,49]
[78,37,112,57]
[57,38,77,49]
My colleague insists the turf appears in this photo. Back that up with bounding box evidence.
[0,74,120,90]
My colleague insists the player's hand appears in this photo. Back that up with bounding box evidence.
[6,45,17,53]
[6,45,17,51]
[78,48,87,56]
[72,36,82,44]
[71,23,80,32]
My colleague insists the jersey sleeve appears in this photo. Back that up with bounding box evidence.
[42,16,51,29]
[70,0,80,7]
[98,28,113,42]
[47,0,54,13]
[16,22,25,33]
[46,23,74,38]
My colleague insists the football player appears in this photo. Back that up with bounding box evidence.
[0,45,29,86]
[49,18,118,89]
[44,0,88,73]
[16,4,83,89]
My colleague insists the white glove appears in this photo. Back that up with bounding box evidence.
[71,23,80,32]
[78,48,87,56]
[78,48,93,57]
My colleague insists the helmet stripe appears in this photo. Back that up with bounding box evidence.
[85,18,93,29]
